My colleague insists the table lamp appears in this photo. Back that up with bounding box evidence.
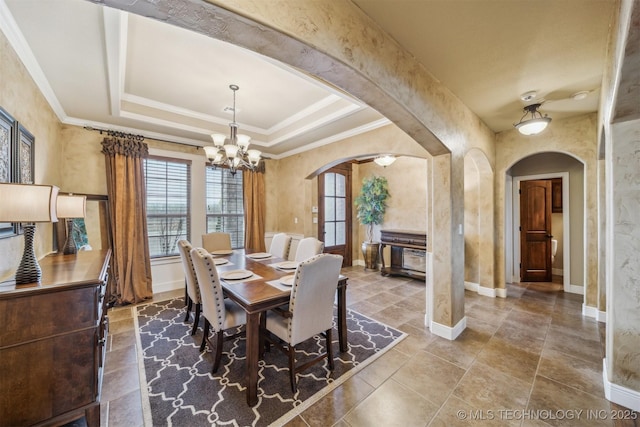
[56,194,86,255]
[0,183,59,284]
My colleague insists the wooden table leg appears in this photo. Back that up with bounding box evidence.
[245,312,260,406]
[337,282,348,352]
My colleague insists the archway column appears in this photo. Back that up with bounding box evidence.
[428,153,466,339]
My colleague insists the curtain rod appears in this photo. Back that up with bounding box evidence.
[83,125,203,150]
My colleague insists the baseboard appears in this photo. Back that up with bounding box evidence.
[597,310,607,323]
[353,259,365,267]
[582,304,598,320]
[464,281,499,298]
[464,281,479,292]
[495,287,507,298]
[603,358,640,411]
[568,284,584,295]
[430,316,466,341]
[152,279,183,294]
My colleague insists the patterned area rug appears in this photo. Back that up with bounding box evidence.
[134,297,406,426]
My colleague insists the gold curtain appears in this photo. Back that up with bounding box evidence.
[243,169,266,251]
[101,133,153,304]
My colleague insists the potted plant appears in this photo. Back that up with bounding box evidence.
[354,175,390,270]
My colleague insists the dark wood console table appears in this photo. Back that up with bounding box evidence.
[0,250,111,427]
[380,229,427,280]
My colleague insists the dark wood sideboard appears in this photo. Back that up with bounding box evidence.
[380,229,427,280]
[0,250,111,427]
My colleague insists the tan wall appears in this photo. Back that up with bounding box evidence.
[355,156,428,265]
[0,30,63,280]
[496,113,598,306]
[509,152,585,286]
[264,123,428,234]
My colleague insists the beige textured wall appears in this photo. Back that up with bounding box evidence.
[264,124,429,265]
[464,157,480,284]
[608,119,640,392]
[0,30,63,280]
[496,114,598,306]
[509,152,585,286]
[355,156,428,265]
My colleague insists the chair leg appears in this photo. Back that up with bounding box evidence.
[200,319,210,352]
[190,303,201,336]
[326,328,334,371]
[212,331,224,374]
[288,345,297,393]
[184,296,192,322]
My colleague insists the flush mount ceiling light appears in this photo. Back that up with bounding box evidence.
[373,154,396,167]
[204,84,261,176]
[514,103,552,135]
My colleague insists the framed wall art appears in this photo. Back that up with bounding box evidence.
[0,106,35,238]
[16,123,34,185]
[0,107,17,238]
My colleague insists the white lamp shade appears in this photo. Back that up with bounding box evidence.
[224,144,240,158]
[56,194,86,219]
[247,149,261,165]
[236,134,251,150]
[211,133,226,146]
[203,145,219,161]
[0,183,59,222]
[516,118,551,135]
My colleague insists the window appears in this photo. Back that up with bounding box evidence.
[144,156,190,257]
[205,167,244,248]
[323,172,347,247]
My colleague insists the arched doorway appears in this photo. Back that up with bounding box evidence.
[506,152,585,296]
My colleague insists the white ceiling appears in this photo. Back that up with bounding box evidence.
[1,0,615,158]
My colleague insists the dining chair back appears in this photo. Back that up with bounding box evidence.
[269,233,292,259]
[202,232,232,252]
[190,247,247,373]
[293,237,324,262]
[177,240,201,335]
[264,253,343,391]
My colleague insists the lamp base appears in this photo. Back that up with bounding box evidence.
[62,219,77,255]
[15,224,42,285]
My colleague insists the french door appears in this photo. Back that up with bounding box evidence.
[318,164,352,266]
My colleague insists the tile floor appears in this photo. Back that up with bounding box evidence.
[99,268,638,427]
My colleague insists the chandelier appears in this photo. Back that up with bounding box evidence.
[203,84,261,175]
[514,103,552,135]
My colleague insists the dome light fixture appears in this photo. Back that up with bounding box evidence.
[373,154,396,167]
[203,84,261,176]
[514,103,552,135]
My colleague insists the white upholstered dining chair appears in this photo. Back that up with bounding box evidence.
[190,247,247,373]
[177,240,201,336]
[263,253,343,392]
[202,232,232,252]
[293,237,324,262]
[269,233,292,259]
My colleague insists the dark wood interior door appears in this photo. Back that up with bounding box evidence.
[318,164,352,266]
[520,179,553,282]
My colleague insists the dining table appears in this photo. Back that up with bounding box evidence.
[211,248,349,406]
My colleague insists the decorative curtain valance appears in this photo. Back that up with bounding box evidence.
[101,131,148,158]
[101,132,152,305]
